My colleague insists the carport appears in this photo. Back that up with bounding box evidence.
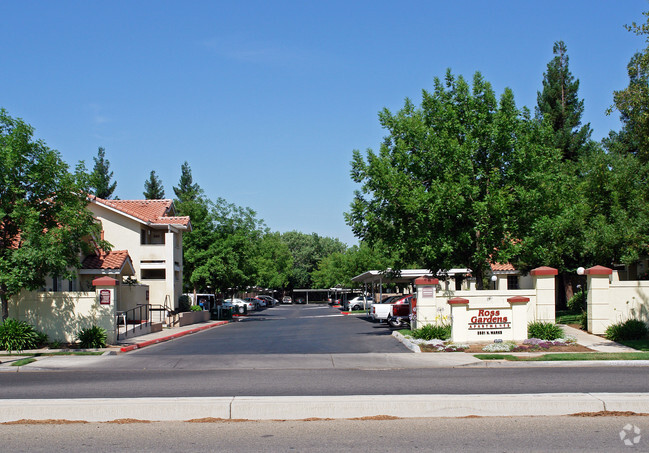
[293,288,354,304]
[351,269,435,302]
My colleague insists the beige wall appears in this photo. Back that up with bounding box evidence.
[9,290,116,344]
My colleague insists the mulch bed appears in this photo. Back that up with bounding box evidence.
[420,343,594,353]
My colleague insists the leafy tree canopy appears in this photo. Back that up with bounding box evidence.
[346,70,559,288]
[0,109,108,319]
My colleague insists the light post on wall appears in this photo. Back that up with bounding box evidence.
[491,275,498,290]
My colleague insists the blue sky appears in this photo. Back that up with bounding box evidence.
[2,1,647,246]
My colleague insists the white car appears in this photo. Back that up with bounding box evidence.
[257,295,278,307]
[347,296,374,311]
[224,298,255,314]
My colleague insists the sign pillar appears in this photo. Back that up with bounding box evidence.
[586,265,613,335]
[92,276,118,344]
[413,276,439,329]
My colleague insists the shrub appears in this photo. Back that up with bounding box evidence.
[605,319,649,342]
[190,305,203,312]
[411,324,451,341]
[0,319,40,353]
[528,321,564,340]
[178,294,191,312]
[579,311,588,330]
[76,325,107,348]
[567,291,586,313]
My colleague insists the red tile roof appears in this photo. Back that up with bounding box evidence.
[89,196,191,228]
[82,250,131,270]
[490,262,516,272]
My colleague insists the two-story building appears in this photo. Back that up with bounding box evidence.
[86,196,191,310]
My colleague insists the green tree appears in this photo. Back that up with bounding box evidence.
[347,70,558,288]
[0,109,108,319]
[89,147,117,199]
[254,231,293,289]
[280,231,347,288]
[536,41,592,162]
[143,170,165,199]
[173,161,202,204]
[607,11,649,162]
[312,242,395,289]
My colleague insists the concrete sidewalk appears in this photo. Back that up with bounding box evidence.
[0,393,646,422]
[560,325,637,352]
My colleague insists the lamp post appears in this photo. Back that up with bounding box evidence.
[491,274,498,290]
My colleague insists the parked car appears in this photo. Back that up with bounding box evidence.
[347,295,374,311]
[282,296,292,304]
[295,297,305,304]
[256,295,278,307]
[224,298,255,314]
[245,297,265,309]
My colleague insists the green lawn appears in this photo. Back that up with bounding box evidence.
[555,310,582,325]
[475,352,649,361]
[617,338,649,351]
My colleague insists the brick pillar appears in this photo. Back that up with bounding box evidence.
[413,276,439,329]
[586,265,613,334]
[531,266,558,323]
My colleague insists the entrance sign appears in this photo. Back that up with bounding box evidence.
[99,289,111,305]
[449,296,529,342]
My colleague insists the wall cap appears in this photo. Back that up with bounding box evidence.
[414,276,439,285]
[92,276,118,286]
[530,266,558,276]
[448,297,469,305]
[508,296,530,304]
[586,265,613,276]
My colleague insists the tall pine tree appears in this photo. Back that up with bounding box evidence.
[89,146,117,199]
[143,170,165,199]
[173,161,202,205]
[536,41,591,161]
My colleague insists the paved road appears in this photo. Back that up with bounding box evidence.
[1,416,646,452]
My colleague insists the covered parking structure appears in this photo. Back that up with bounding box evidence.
[292,288,355,304]
[351,268,474,303]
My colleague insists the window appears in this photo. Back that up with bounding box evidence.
[141,269,166,280]
[507,275,520,290]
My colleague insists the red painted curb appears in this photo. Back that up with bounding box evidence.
[119,321,228,353]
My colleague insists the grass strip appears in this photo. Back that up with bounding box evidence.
[11,358,36,366]
[475,352,649,361]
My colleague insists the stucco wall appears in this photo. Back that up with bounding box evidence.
[607,280,649,325]
[9,291,116,344]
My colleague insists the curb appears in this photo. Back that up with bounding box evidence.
[392,331,421,353]
[119,321,228,353]
[0,393,646,422]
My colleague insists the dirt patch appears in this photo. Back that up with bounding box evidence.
[2,419,88,425]
[570,411,649,417]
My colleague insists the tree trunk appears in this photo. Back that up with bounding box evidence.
[0,285,8,321]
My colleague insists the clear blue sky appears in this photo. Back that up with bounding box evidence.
[2,1,646,246]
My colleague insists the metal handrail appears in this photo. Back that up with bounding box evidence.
[116,304,151,339]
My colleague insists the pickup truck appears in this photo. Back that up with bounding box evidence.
[387,297,414,327]
[370,294,414,326]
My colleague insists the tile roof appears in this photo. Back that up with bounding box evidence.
[490,262,516,272]
[82,250,131,270]
[89,196,191,228]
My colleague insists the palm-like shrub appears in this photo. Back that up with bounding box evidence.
[76,325,107,348]
[528,321,564,340]
[0,319,40,353]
